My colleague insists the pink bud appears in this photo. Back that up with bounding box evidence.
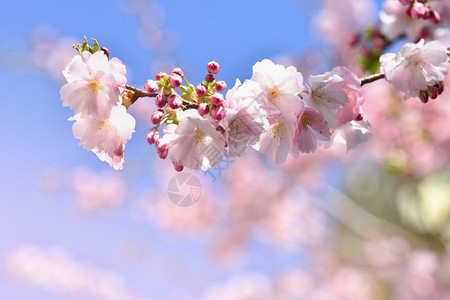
[354,113,364,121]
[215,80,227,92]
[172,161,184,172]
[430,10,441,24]
[406,5,412,17]
[419,90,429,103]
[144,79,159,94]
[210,93,224,106]
[169,74,182,88]
[362,47,370,58]
[372,37,384,49]
[156,140,168,159]
[411,3,430,19]
[155,72,166,81]
[171,67,184,78]
[146,129,159,145]
[155,94,167,108]
[347,34,360,47]
[205,74,215,83]
[428,85,439,99]
[167,94,182,109]
[207,61,220,74]
[151,109,164,124]
[114,143,125,156]
[211,105,226,120]
[196,84,208,97]
[437,82,444,95]
[371,29,380,38]
[399,0,414,5]
[198,103,210,116]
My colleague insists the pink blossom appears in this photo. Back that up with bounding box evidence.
[305,71,348,128]
[327,119,372,152]
[297,107,331,154]
[161,110,225,170]
[70,105,135,169]
[331,66,364,124]
[253,114,300,164]
[380,39,449,100]
[60,51,127,119]
[251,59,304,116]
[221,80,269,157]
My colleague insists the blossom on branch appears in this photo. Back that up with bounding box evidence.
[70,105,135,170]
[60,51,127,119]
[161,110,226,171]
[305,70,348,128]
[380,39,449,101]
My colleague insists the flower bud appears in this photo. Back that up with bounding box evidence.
[167,93,182,109]
[114,143,125,156]
[210,93,224,106]
[430,10,441,24]
[215,80,227,92]
[155,72,166,81]
[207,61,220,74]
[198,102,210,116]
[411,3,430,19]
[428,85,439,99]
[146,129,159,145]
[196,84,208,97]
[211,105,226,120]
[155,94,167,108]
[151,109,164,124]
[172,161,184,172]
[171,67,184,78]
[156,140,168,159]
[145,79,159,93]
[205,74,215,83]
[354,113,364,121]
[419,90,429,103]
[347,34,360,47]
[169,74,182,88]
[372,37,384,49]
[437,82,444,95]
[399,0,414,5]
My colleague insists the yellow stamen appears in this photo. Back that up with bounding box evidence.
[271,122,284,139]
[86,78,102,94]
[301,115,312,129]
[97,119,109,131]
[192,128,205,144]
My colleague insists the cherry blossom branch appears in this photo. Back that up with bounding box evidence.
[360,73,385,86]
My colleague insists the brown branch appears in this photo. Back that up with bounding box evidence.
[360,73,385,86]
[125,85,157,98]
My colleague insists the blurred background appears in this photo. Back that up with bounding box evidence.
[2,0,450,299]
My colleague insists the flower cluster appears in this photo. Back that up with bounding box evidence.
[399,0,442,24]
[59,36,448,172]
[144,59,371,172]
[380,39,449,102]
[379,0,450,42]
[60,40,136,170]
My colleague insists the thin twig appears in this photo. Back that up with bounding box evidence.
[360,73,385,86]
[124,85,157,98]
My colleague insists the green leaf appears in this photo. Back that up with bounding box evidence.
[91,39,100,53]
